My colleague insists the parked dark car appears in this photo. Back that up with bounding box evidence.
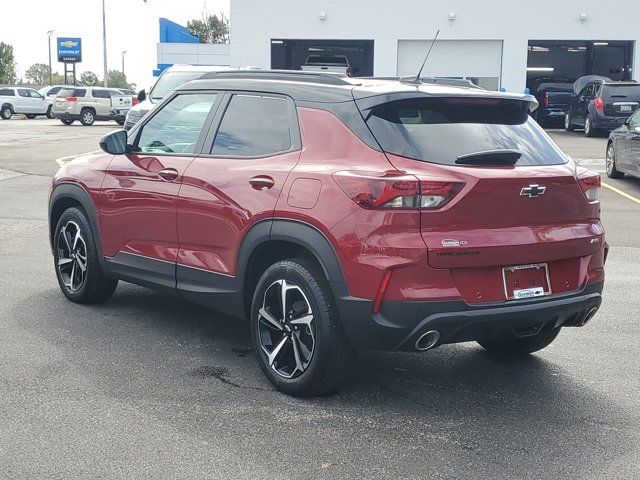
[533,82,574,127]
[566,80,640,137]
[48,70,606,397]
[606,109,640,179]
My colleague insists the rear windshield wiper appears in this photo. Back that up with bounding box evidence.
[455,149,522,166]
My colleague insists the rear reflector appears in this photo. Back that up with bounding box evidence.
[65,97,77,102]
[577,170,601,202]
[332,170,464,210]
[373,270,392,314]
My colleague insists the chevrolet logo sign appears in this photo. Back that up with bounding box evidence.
[60,41,78,48]
[520,184,547,198]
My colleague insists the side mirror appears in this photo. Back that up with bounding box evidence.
[100,130,128,155]
[137,89,146,102]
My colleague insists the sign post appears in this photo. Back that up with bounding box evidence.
[57,37,82,85]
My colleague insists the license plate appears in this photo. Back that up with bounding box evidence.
[620,105,632,113]
[502,263,551,300]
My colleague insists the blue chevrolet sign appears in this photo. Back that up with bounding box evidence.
[57,37,82,63]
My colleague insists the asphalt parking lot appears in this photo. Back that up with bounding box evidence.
[1,118,639,479]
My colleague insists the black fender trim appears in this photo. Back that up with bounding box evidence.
[49,182,107,270]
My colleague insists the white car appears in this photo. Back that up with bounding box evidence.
[300,55,352,76]
[0,86,54,119]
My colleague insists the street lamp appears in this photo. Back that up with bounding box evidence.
[122,51,127,78]
[47,30,54,86]
[102,0,108,87]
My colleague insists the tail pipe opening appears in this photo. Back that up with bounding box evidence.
[415,330,440,352]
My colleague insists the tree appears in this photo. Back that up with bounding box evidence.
[106,70,133,89]
[0,42,17,84]
[79,71,99,86]
[25,63,51,85]
[187,11,229,44]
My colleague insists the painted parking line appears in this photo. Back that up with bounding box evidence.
[55,150,101,166]
[602,182,640,207]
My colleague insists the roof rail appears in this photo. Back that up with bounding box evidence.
[199,69,353,86]
[364,76,483,89]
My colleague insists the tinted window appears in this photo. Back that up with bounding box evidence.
[18,89,30,98]
[363,97,567,166]
[136,93,217,154]
[92,90,110,99]
[0,89,14,96]
[49,87,62,96]
[150,71,208,100]
[212,95,292,157]
[602,85,640,101]
[59,88,86,98]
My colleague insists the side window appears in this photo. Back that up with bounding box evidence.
[211,94,292,157]
[49,87,61,96]
[92,90,110,99]
[28,90,42,98]
[18,89,30,98]
[136,93,218,154]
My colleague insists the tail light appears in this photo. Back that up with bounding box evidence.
[332,170,464,210]
[594,97,604,110]
[577,170,601,202]
[132,97,139,105]
[65,97,77,102]
[544,92,549,106]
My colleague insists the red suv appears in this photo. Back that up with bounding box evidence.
[49,71,606,396]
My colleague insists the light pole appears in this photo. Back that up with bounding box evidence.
[47,30,54,86]
[102,0,108,87]
[121,51,127,78]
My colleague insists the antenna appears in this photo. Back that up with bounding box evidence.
[399,29,440,85]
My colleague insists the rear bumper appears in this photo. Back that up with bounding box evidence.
[592,116,628,130]
[334,281,603,351]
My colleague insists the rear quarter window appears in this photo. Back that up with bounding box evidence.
[0,88,14,96]
[362,97,568,166]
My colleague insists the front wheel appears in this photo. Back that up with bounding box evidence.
[250,258,354,397]
[46,106,54,119]
[53,207,118,304]
[606,142,624,179]
[477,324,561,357]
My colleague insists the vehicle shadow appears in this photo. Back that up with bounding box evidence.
[18,284,636,479]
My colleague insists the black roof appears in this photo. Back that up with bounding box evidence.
[180,69,536,106]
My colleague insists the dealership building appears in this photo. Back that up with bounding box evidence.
[157,0,639,93]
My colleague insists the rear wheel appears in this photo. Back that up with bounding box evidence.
[564,112,575,132]
[25,114,36,119]
[53,207,118,304]
[80,108,95,126]
[584,115,597,137]
[477,324,561,357]
[116,118,125,126]
[60,119,74,125]
[606,142,624,179]
[1,105,12,120]
[250,258,354,397]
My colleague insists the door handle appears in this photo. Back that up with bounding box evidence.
[249,175,275,190]
[158,168,179,182]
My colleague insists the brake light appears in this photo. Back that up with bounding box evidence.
[544,92,549,106]
[332,170,464,210]
[594,97,604,110]
[577,170,601,202]
[65,97,77,102]
[132,97,139,105]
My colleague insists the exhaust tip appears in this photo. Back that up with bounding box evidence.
[415,330,440,352]
[580,307,599,326]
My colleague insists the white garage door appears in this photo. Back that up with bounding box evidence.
[397,40,503,90]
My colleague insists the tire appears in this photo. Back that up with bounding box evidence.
[606,142,624,179]
[564,112,575,132]
[60,119,74,125]
[584,115,596,137]
[477,324,561,357]
[46,106,54,119]
[80,108,95,126]
[1,105,12,120]
[25,114,36,119]
[250,258,354,397]
[53,207,118,304]
[116,118,125,126]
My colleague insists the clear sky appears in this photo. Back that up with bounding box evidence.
[1,0,228,89]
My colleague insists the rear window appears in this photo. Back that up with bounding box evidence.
[362,97,567,166]
[601,85,640,100]
[150,71,207,100]
[58,89,86,98]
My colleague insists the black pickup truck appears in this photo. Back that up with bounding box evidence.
[533,82,574,127]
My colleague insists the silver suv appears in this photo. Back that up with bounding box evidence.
[52,87,128,126]
[0,87,54,119]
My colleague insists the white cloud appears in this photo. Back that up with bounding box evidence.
[1,0,228,89]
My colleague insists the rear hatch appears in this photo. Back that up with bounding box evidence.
[356,93,603,302]
[54,88,86,112]
[601,83,640,117]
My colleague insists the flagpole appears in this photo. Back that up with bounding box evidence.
[102,0,108,87]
